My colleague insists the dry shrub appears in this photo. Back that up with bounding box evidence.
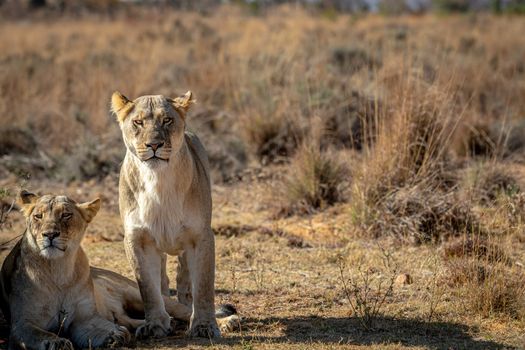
[189,108,247,183]
[276,124,348,216]
[441,236,509,265]
[277,145,347,216]
[323,90,380,150]
[0,127,37,156]
[453,123,498,157]
[362,186,479,244]
[453,120,525,159]
[460,162,520,205]
[330,47,381,75]
[337,249,397,330]
[233,54,307,165]
[0,188,15,231]
[497,191,525,227]
[241,112,300,165]
[443,244,525,319]
[467,267,525,319]
[361,78,456,200]
[501,120,525,157]
[351,77,472,243]
[458,163,525,237]
[441,234,525,320]
[55,134,124,182]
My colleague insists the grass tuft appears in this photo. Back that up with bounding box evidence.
[276,122,348,216]
[443,238,525,320]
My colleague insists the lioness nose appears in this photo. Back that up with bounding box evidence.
[43,231,60,240]
[146,142,164,151]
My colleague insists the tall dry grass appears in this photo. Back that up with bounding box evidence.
[1,6,525,230]
[1,8,523,176]
[1,7,525,219]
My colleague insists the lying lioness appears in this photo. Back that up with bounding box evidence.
[0,191,237,349]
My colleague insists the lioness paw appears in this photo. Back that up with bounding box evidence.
[40,338,74,350]
[103,326,131,348]
[188,322,221,338]
[135,321,172,339]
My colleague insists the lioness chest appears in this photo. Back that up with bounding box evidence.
[125,162,192,255]
[31,294,78,331]
[13,272,90,331]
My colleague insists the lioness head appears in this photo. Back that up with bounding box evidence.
[111,91,195,168]
[18,191,100,259]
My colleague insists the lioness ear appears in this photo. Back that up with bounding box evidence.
[77,198,101,223]
[17,190,39,216]
[111,91,134,122]
[169,91,195,116]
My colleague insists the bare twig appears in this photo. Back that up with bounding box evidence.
[337,249,397,330]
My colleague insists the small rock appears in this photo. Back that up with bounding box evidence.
[395,273,413,286]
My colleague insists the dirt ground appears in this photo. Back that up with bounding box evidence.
[0,170,524,350]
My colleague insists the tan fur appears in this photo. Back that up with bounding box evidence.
[113,91,230,339]
[111,91,134,122]
[168,91,196,116]
[0,192,200,350]
[0,193,130,349]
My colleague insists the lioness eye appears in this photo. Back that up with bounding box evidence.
[133,119,143,126]
[62,213,72,220]
[34,213,42,220]
[163,117,173,125]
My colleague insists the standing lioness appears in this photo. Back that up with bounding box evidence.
[112,91,220,339]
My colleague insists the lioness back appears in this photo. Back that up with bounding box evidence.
[0,239,21,323]
[185,131,211,183]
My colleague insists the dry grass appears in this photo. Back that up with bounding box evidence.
[442,237,525,320]
[460,162,521,204]
[348,76,476,243]
[337,247,398,330]
[2,5,525,350]
[355,185,480,243]
[275,123,349,216]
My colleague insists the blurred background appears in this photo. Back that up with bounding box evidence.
[4,0,525,14]
[1,0,525,185]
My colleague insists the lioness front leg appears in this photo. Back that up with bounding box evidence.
[70,316,130,348]
[186,230,220,338]
[176,251,192,306]
[124,230,171,339]
[9,322,73,350]
[161,253,170,297]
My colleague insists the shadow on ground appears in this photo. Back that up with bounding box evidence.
[127,316,515,350]
[0,313,518,349]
